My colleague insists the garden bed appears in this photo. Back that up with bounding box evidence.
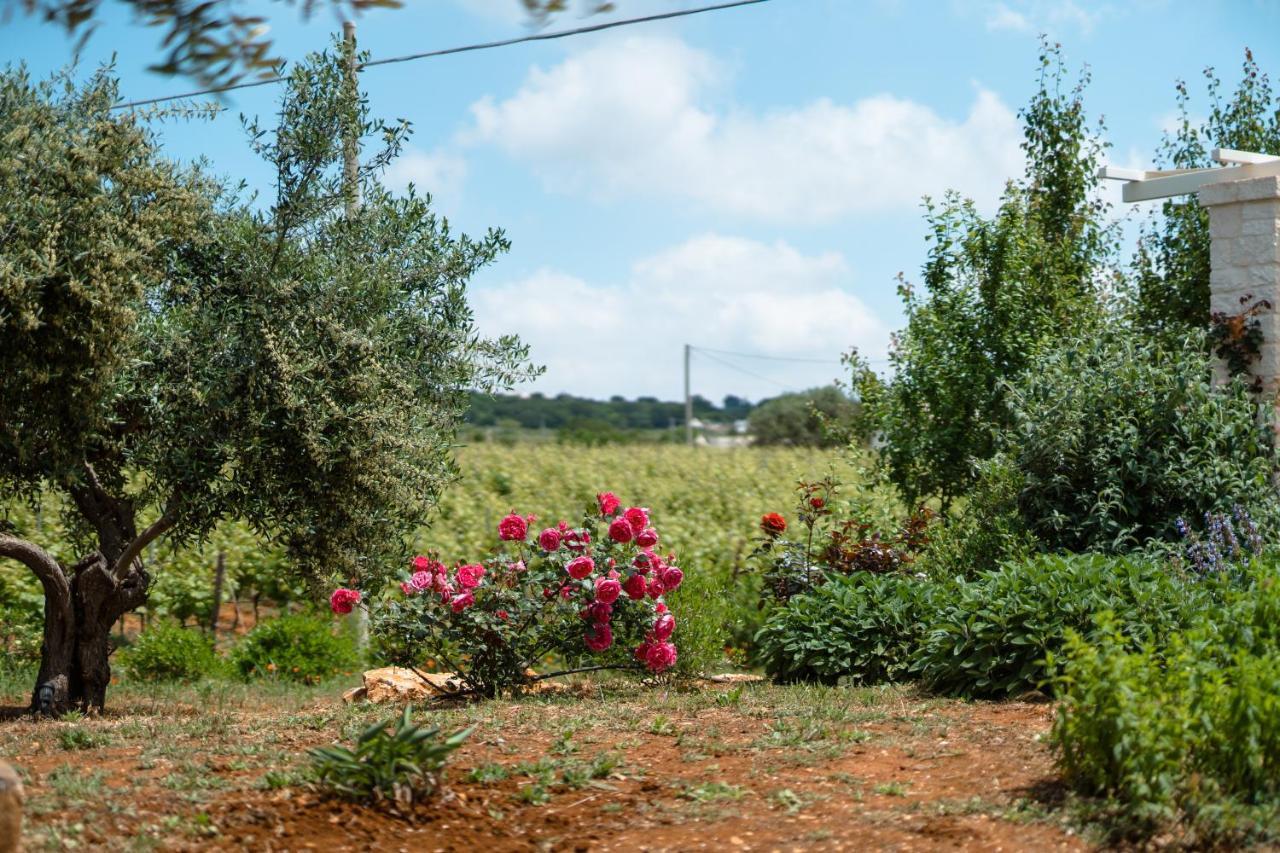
[1,677,1084,851]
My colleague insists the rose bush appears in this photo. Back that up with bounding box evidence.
[355,493,685,697]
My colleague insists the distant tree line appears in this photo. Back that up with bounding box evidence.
[466,392,755,431]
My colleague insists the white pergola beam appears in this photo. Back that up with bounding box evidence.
[1213,148,1280,166]
[1098,158,1280,203]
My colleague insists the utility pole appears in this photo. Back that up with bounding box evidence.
[342,20,361,218]
[343,20,367,653]
[684,344,693,447]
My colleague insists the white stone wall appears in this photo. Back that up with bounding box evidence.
[1201,175,1280,394]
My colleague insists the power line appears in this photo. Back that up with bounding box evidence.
[694,348,794,391]
[692,345,889,366]
[111,0,773,110]
[692,345,839,365]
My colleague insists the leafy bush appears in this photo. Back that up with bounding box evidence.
[121,622,224,682]
[1052,570,1280,843]
[232,613,360,684]
[749,387,858,447]
[992,328,1277,553]
[752,477,933,605]
[368,494,688,697]
[754,573,935,684]
[309,705,470,809]
[912,553,1201,697]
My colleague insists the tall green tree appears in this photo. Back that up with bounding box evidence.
[1131,49,1280,334]
[854,42,1116,510]
[0,43,533,713]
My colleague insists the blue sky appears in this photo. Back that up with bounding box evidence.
[4,0,1278,402]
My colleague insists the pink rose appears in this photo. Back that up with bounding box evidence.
[644,641,677,673]
[595,576,622,605]
[449,591,474,613]
[509,559,527,573]
[622,573,647,601]
[635,527,659,549]
[652,612,675,641]
[608,516,634,544]
[456,563,486,590]
[498,512,528,541]
[564,529,591,551]
[660,565,684,592]
[566,555,595,580]
[597,492,621,516]
[633,641,652,663]
[584,600,613,623]
[646,576,665,599]
[585,621,614,652]
[409,570,433,592]
[538,528,562,551]
[329,588,361,615]
[400,582,412,596]
[624,507,650,534]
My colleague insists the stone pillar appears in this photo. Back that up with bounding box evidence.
[1200,175,1280,396]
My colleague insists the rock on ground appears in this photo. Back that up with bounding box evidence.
[0,759,22,853]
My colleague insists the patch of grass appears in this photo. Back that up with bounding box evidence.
[468,762,511,784]
[680,781,749,803]
[58,726,112,751]
[874,781,910,797]
[45,765,106,802]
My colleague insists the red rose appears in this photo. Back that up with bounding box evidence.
[761,513,787,536]
[597,492,621,516]
[329,588,361,615]
[595,576,622,604]
[608,516,634,544]
[585,622,614,652]
[623,573,647,600]
[498,512,528,541]
[635,527,659,549]
[538,527,562,551]
[624,507,650,534]
[652,612,676,641]
[566,555,595,580]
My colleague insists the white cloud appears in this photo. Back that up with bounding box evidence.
[382,147,468,202]
[473,234,889,400]
[976,0,1107,36]
[463,35,1023,224]
[986,4,1032,30]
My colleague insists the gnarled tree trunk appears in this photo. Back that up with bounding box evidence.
[1,471,172,715]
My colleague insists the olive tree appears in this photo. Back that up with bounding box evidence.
[0,45,533,713]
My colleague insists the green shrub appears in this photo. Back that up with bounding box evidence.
[1052,572,1280,843]
[232,613,360,684]
[309,705,470,808]
[754,573,935,684]
[992,329,1277,553]
[121,622,224,682]
[912,553,1201,697]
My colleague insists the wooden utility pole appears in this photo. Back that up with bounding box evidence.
[684,344,693,446]
[342,20,361,218]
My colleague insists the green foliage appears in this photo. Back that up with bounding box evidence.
[754,573,933,685]
[309,705,470,809]
[749,387,858,448]
[1052,571,1280,844]
[854,42,1114,508]
[912,553,1199,698]
[232,613,360,684]
[916,461,1035,579]
[1132,49,1280,334]
[991,328,1277,553]
[121,622,224,682]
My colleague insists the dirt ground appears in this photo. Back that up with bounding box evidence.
[1,678,1087,852]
